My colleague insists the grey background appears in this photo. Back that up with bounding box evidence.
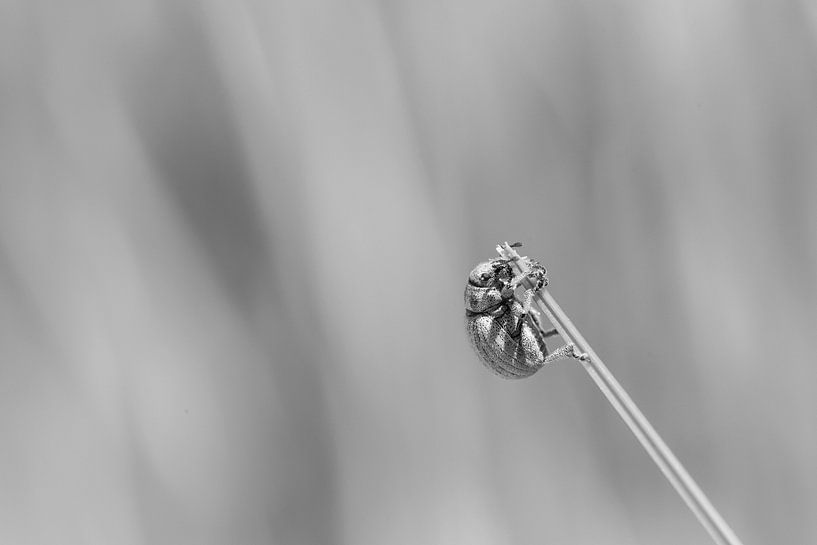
[2,1,816,544]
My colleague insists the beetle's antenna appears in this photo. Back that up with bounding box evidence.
[496,242,744,545]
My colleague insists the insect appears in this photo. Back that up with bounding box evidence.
[464,244,583,379]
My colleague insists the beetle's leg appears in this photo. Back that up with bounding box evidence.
[511,281,585,364]
[479,300,506,316]
[507,290,540,339]
[507,267,547,296]
[543,343,589,364]
[528,307,559,339]
[505,302,526,338]
[507,271,532,291]
[528,305,589,364]
[520,288,534,313]
[541,327,559,338]
[506,288,536,339]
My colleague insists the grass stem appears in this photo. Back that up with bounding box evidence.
[497,242,744,545]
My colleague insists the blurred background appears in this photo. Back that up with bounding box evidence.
[1,1,816,544]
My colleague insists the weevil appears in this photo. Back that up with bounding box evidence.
[464,244,584,379]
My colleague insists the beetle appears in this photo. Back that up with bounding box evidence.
[464,247,582,379]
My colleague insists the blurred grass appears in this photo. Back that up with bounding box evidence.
[1,1,816,544]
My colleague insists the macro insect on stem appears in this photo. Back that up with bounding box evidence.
[464,242,745,545]
[464,243,587,379]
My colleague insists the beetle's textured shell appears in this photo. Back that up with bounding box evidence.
[465,300,547,379]
[464,283,504,314]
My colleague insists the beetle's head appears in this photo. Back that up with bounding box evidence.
[468,260,512,288]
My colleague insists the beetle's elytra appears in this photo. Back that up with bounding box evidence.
[464,245,579,379]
